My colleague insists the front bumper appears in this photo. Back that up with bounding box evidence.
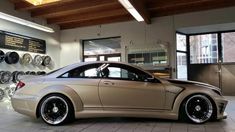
[214,97,228,120]
[11,94,39,118]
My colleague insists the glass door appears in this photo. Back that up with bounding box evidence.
[176,33,188,80]
[221,32,235,95]
[188,33,220,88]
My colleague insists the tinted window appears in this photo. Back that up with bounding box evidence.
[102,63,152,82]
[60,63,102,78]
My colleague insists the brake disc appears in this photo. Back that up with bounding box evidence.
[42,56,52,66]
[33,55,43,66]
[0,50,5,63]
[0,89,5,101]
[21,53,33,65]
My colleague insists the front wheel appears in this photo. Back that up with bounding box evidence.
[39,94,74,125]
[182,94,214,124]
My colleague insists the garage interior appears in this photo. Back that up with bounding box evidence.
[0,0,235,131]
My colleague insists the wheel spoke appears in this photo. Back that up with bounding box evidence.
[185,95,213,123]
[40,96,69,125]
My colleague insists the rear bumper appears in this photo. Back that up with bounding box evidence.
[11,94,39,118]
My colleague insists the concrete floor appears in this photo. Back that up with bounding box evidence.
[0,96,235,132]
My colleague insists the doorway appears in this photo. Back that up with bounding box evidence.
[185,31,235,95]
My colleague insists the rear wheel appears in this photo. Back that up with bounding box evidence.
[182,94,213,124]
[39,94,74,125]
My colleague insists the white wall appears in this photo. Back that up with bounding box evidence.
[60,17,175,68]
[60,6,235,78]
[0,0,60,73]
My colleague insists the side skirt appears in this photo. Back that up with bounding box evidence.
[75,108,178,120]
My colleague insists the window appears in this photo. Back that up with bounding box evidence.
[177,34,187,51]
[177,52,187,79]
[83,37,121,62]
[60,64,102,78]
[190,34,218,64]
[222,32,235,63]
[176,33,187,80]
[103,64,152,82]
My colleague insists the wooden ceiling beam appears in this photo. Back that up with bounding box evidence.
[44,2,121,19]
[30,0,117,18]
[128,0,151,24]
[148,0,235,17]
[60,14,133,30]
[47,6,128,24]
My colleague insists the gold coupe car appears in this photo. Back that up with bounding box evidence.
[12,61,227,125]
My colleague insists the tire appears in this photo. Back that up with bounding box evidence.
[0,71,12,84]
[33,55,43,66]
[42,56,52,66]
[0,50,5,63]
[39,94,74,125]
[21,53,33,65]
[12,71,25,83]
[5,52,20,64]
[181,94,214,124]
[0,88,5,101]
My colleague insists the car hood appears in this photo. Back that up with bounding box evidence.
[165,79,221,92]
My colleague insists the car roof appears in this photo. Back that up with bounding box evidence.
[46,61,152,78]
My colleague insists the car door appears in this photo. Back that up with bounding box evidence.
[99,63,165,110]
[57,63,103,108]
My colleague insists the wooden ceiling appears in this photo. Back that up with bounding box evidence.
[9,0,235,30]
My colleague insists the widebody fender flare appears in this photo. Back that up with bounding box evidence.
[36,85,83,112]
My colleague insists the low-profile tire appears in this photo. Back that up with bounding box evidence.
[181,94,214,124]
[39,94,74,125]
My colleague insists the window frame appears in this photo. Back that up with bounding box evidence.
[102,63,159,83]
[57,63,103,79]
[189,33,219,64]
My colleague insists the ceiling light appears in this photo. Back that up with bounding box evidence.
[118,0,144,22]
[25,0,60,6]
[0,12,54,33]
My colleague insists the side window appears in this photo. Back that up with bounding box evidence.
[60,64,101,78]
[103,64,151,82]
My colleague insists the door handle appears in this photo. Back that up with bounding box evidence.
[103,81,114,85]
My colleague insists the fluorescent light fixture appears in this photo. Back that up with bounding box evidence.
[118,0,144,22]
[25,0,60,6]
[0,12,54,33]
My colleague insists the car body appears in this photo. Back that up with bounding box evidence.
[11,61,228,125]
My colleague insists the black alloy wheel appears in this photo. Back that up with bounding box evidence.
[5,52,20,64]
[39,94,74,125]
[182,94,213,124]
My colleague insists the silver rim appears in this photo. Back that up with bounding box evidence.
[185,95,213,123]
[40,96,68,125]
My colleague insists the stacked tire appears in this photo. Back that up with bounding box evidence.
[5,52,20,64]
[0,71,12,84]
[0,50,5,63]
